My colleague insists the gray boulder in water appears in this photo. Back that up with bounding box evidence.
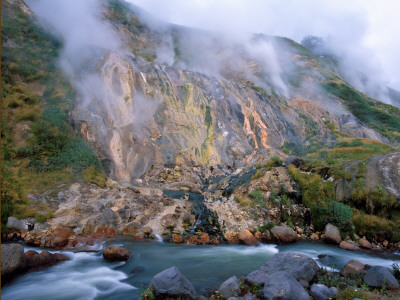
[261,271,310,300]
[260,252,319,284]
[150,266,196,299]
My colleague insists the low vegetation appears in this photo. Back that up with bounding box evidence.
[1,2,106,230]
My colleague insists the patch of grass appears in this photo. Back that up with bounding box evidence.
[351,211,400,243]
[257,222,275,233]
[322,81,400,142]
[263,155,282,170]
[82,166,107,187]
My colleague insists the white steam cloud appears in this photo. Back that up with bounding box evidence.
[128,0,400,105]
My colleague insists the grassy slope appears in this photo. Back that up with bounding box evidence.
[1,1,106,229]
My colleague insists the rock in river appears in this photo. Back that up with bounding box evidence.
[324,223,341,244]
[150,266,196,299]
[260,252,319,285]
[270,226,297,243]
[103,246,131,261]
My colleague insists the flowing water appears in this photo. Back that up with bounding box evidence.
[2,241,399,300]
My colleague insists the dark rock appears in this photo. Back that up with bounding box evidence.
[364,266,399,290]
[260,252,319,283]
[324,223,341,244]
[270,226,297,243]
[285,156,303,168]
[150,266,196,299]
[1,244,26,280]
[245,270,267,286]
[103,246,131,261]
[218,276,240,298]
[261,271,310,300]
[310,283,335,300]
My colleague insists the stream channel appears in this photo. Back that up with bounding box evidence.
[2,240,399,300]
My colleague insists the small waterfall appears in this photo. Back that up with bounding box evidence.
[149,216,163,242]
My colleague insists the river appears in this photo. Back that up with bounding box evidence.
[2,240,399,300]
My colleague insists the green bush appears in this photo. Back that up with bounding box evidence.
[83,166,107,187]
[312,199,353,232]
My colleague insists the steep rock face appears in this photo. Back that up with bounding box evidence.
[366,152,400,199]
[72,49,385,183]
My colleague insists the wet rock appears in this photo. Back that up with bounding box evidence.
[245,270,267,286]
[7,217,28,231]
[359,238,372,249]
[122,221,141,235]
[270,226,297,243]
[161,214,177,229]
[364,266,400,290]
[324,223,341,244]
[103,246,131,261]
[50,226,76,248]
[142,226,153,236]
[239,229,259,246]
[340,260,365,277]
[1,243,26,281]
[309,283,335,300]
[261,271,310,300]
[97,208,121,225]
[260,252,319,284]
[339,241,360,251]
[150,266,196,299]
[218,276,240,298]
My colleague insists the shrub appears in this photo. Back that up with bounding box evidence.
[264,155,282,170]
[312,199,353,232]
[248,189,264,203]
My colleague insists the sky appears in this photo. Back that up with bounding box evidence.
[127,0,400,92]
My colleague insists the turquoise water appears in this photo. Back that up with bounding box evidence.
[2,241,399,300]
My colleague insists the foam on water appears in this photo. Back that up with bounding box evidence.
[2,251,135,300]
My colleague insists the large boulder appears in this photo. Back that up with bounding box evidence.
[50,226,76,248]
[359,238,372,249]
[261,271,310,300]
[150,266,196,299]
[6,217,28,231]
[309,283,335,300]
[364,266,400,290]
[103,246,131,261]
[245,270,267,286]
[1,244,26,281]
[340,260,365,277]
[218,276,240,298]
[270,226,297,243]
[339,241,360,251]
[260,252,319,284]
[239,229,259,246]
[324,223,341,244]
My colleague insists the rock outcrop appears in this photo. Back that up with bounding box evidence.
[1,244,26,283]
